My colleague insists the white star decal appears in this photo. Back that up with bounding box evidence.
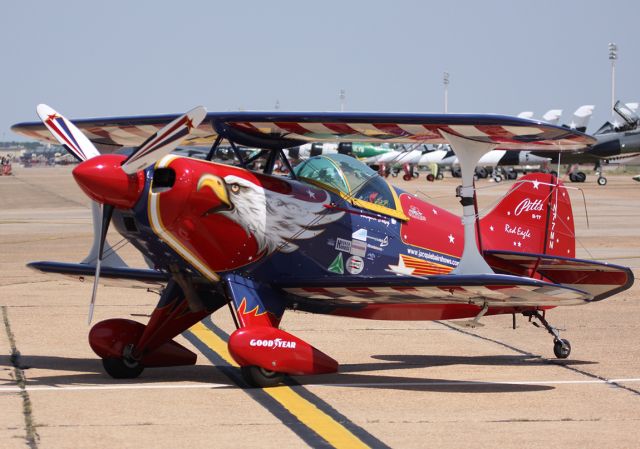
[448,234,455,244]
[517,241,522,248]
[307,189,316,199]
[513,241,517,246]
[489,225,494,231]
[388,256,415,276]
[507,211,511,216]
[532,180,540,189]
[432,208,438,215]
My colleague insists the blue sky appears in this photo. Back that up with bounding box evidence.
[1,0,638,140]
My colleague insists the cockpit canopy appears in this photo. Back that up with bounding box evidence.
[294,154,407,220]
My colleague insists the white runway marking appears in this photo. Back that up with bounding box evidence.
[316,378,640,388]
[1,378,639,393]
[0,382,229,393]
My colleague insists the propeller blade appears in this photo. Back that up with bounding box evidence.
[121,106,207,174]
[36,104,100,161]
[88,204,114,325]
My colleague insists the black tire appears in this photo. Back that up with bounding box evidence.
[451,167,462,178]
[576,171,586,182]
[550,170,558,178]
[569,172,578,182]
[597,176,607,186]
[476,167,488,178]
[493,175,503,183]
[241,366,284,388]
[413,172,419,178]
[553,339,571,359]
[507,170,517,180]
[436,172,444,180]
[402,174,411,181]
[102,358,144,379]
[426,174,435,182]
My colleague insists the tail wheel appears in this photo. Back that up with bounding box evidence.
[402,174,411,181]
[241,366,284,388]
[102,357,144,379]
[426,174,435,182]
[436,172,444,180]
[553,339,571,359]
[597,176,607,186]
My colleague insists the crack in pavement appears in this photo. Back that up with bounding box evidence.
[2,306,40,448]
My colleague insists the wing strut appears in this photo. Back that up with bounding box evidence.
[440,131,497,275]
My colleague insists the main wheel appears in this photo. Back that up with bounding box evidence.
[436,172,444,180]
[553,339,571,359]
[576,171,587,182]
[241,365,285,388]
[597,176,607,186]
[102,357,144,379]
[426,173,435,182]
[493,175,503,183]
[402,174,411,181]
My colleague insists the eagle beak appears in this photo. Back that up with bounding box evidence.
[197,174,232,213]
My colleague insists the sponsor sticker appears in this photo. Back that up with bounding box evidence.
[408,205,426,221]
[352,228,368,241]
[335,237,352,253]
[249,338,297,349]
[328,253,344,274]
[367,234,389,247]
[346,256,364,274]
[351,239,367,257]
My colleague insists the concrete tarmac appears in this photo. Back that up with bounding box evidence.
[1,165,639,448]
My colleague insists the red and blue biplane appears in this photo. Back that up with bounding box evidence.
[12,105,633,387]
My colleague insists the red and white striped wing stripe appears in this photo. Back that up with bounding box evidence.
[284,282,589,307]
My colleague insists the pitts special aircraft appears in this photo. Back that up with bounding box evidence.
[12,105,633,387]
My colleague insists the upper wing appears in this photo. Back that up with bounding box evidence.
[12,111,595,151]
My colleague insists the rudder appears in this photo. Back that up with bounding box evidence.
[479,173,575,257]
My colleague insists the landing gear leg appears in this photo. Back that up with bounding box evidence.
[524,310,571,359]
[595,161,607,186]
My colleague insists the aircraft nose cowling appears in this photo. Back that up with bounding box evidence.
[72,154,144,208]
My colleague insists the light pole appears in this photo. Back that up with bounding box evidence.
[443,72,450,113]
[609,42,618,118]
[339,89,346,112]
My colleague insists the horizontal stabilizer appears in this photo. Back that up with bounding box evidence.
[483,250,634,301]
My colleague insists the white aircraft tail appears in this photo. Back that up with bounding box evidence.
[568,105,594,132]
[542,109,562,124]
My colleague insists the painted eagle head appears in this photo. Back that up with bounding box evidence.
[197,173,343,256]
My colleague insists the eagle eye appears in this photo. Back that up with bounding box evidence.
[229,183,241,194]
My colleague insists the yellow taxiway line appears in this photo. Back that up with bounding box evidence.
[189,321,371,449]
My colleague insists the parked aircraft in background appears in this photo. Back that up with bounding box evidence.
[536,102,639,185]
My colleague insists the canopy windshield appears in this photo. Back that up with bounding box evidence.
[294,154,407,220]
